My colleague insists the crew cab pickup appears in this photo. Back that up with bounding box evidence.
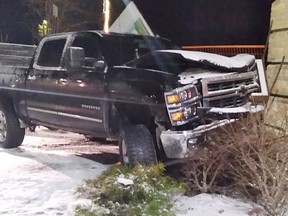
[0,31,266,166]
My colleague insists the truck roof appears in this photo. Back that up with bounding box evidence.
[45,30,163,40]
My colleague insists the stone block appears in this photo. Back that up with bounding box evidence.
[268,31,288,63]
[266,65,288,95]
[271,0,288,31]
[266,96,288,131]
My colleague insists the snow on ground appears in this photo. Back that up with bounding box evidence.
[0,130,107,216]
[175,194,255,216]
[0,128,255,216]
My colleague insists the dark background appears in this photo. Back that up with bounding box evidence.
[4,0,271,46]
[132,0,271,46]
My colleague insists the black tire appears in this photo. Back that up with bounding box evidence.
[119,125,157,167]
[0,98,25,148]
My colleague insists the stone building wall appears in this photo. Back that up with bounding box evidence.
[266,0,288,129]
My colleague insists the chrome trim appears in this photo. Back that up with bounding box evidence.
[202,71,256,85]
[27,107,103,123]
[160,119,235,158]
[160,103,265,158]
[204,83,259,97]
[27,107,56,115]
[202,71,257,96]
[201,71,259,107]
[251,60,268,98]
[58,112,103,123]
[33,34,72,70]
[32,64,67,71]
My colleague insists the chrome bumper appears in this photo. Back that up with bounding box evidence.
[160,103,265,158]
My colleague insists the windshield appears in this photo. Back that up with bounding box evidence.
[100,34,180,66]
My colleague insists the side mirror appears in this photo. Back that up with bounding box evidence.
[83,58,105,70]
[95,60,106,70]
[88,59,106,74]
[66,46,85,71]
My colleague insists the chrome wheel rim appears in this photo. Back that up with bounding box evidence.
[121,139,129,165]
[0,111,7,142]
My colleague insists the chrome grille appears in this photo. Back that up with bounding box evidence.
[202,71,259,108]
[207,95,249,108]
[207,78,254,92]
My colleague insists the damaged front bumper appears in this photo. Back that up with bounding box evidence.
[160,103,265,158]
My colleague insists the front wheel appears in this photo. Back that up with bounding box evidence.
[0,99,25,148]
[119,125,157,167]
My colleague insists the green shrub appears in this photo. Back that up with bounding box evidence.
[76,163,184,216]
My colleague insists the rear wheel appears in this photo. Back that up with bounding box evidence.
[0,99,25,148]
[119,125,157,167]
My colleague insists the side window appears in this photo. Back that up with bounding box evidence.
[72,36,103,68]
[37,39,66,67]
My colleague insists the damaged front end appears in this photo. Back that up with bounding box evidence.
[160,55,266,159]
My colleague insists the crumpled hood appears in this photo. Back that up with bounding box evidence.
[124,49,257,86]
[166,50,255,85]
[157,50,256,85]
[158,50,256,71]
[178,70,236,85]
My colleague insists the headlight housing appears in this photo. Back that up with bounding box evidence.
[166,86,197,104]
[165,84,201,126]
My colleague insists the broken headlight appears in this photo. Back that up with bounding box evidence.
[165,84,201,126]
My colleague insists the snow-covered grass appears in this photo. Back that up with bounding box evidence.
[76,164,184,216]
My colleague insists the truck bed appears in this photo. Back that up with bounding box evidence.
[0,43,36,85]
[0,43,36,68]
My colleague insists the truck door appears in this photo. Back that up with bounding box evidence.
[56,34,107,135]
[25,36,68,126]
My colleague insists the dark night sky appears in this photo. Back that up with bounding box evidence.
[132,0,271,46]
[3,0,271,46]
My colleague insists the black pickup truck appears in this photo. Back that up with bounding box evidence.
[0,31,265,166]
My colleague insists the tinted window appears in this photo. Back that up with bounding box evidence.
[37,39,66,67]
[71,35,105,69]
[100,35,180,66]
[72,36,101,59]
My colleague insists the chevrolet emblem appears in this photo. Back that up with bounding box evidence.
[237,85,248,96]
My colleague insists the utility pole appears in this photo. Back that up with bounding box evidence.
[52,3,58,33]
[103,0,110,33]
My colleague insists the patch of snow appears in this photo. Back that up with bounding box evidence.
[117,175,134,186]
[209,103,265,114]
[191,119,236,134]
[175,193,254,216]
[0,146,107,216]
[178,70,235,85]
[159,50,255,69]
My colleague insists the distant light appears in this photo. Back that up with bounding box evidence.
[103,0,110,33]
[38,20,49,37]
